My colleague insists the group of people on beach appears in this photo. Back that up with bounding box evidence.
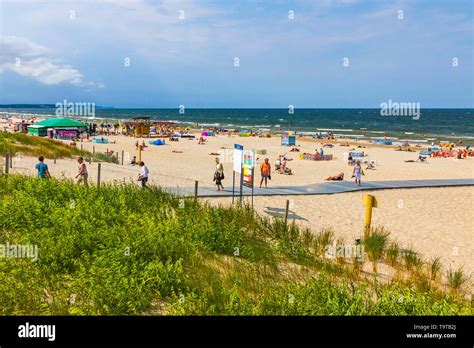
[211,156,294,191]
[35,156,90,184]
[35,156,149,188]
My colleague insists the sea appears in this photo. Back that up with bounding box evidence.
[1,107,473,145]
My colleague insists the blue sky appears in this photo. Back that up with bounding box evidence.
[0,0,472,108]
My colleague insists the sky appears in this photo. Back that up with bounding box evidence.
[0,0,472,108]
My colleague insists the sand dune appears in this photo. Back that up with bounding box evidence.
[6,131,474,278]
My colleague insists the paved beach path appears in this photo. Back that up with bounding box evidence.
[170,178,474,197]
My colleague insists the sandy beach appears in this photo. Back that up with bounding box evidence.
[4,126,473,280]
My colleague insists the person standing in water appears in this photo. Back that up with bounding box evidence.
[353,160,363,186]
[214,157,224,191]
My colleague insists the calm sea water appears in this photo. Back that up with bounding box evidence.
[1,108,473,143]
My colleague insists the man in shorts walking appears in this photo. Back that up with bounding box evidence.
[35,156,51,179]
[259,158,271,188]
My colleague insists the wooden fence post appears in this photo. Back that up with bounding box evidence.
[97,163,101,187]
[4,153,9,175]
[284,199,290,226]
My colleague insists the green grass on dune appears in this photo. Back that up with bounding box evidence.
[0,175,471,315]
[0,131,118,163]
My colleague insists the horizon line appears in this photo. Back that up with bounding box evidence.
[1,105,473,110]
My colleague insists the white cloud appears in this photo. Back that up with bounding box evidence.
[0,35,104,88]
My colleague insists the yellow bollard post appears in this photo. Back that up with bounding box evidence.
[363,194,378,239]
[138,146,142,163]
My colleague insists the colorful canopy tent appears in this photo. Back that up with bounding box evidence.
[32,118,88,128]
[281,135,296,146]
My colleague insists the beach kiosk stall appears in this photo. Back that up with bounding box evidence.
[28,118,88,139]
[27,125,48,137]
[281,134,296,146]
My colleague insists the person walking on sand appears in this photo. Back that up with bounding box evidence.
[259,158,271,188]
[214,157,224,191]
[353,160,363,186]
[138,161,149,188]
[35,156,51,179]
[75,156,88,186]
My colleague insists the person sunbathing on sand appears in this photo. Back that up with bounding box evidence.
[365,162,376,170]
[325,173,344,181]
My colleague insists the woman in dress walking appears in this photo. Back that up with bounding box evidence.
[214,157,224,191]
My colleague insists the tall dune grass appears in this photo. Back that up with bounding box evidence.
[0,131,117,163]
[0,175,471,315]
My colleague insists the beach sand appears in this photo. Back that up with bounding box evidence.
[210,187,474,282]
[5,130,474,279]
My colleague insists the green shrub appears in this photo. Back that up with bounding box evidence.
[363,227,390,273]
